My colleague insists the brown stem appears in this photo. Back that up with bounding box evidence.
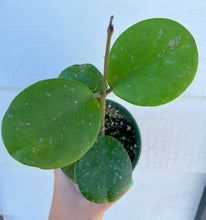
[106,87,113,95]
[93,88,113,98]
[100,16,114,136]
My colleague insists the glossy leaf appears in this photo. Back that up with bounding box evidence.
[59,64,104,94]
[1,78,101,169]
[108,18,198,106]
[75,135,132,204]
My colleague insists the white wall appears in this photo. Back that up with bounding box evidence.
[0,0,206,219]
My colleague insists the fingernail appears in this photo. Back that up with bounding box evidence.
[129,180,134,188]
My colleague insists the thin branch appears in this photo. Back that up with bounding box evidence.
[100,16,114,136]
[106,87,113,95]
[93,92,102,98]
[101,16,114,95]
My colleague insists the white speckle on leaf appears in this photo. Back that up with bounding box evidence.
[32,148,36,153]
[177,35,181,41]
[62,126,66,130]
[178,74,184,78]
[111,54,116,59]
[50,138,53,144]
[60,134,63,140]
[74,101,78,104]
[39,137,43,144]
[74,73,77,77]
[166,60,174,64]
[169,39,175,47]
[64,84,67,88]
[25,102,29,106]
[52,117,56,120]
[121,47,123,51]
[89,123,92,126]
[45,92,51,97]
[81,120,84,123]
[174,36,181,46]
[136,98,140,103]
[70,88,74,92]
[113,75,118,82]
[90,114,93,117]
[158,29,163,40]
[19,120,30,127]
[186,45,190,48]
[16,127,19,130]
[131,56,134,63]
[8,114,14,118]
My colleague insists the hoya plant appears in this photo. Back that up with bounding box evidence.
[1,17,198,203]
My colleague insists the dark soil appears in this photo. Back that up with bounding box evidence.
[105,101,140,167]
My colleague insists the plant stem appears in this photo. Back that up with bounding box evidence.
[100,16,114,136]
[93,88,113,98]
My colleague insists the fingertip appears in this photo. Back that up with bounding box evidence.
[129,180,134,188]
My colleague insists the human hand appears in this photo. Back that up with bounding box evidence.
[48,169,132,220]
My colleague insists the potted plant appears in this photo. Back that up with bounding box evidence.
[1,16,198,204]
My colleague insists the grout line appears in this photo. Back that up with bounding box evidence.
[0,86,24,91]
[182,94,206,99]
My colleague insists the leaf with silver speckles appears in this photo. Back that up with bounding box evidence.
[75,135,132,203]
[108,18,198,106]
[1,78,101,169]
[59,63,105,93]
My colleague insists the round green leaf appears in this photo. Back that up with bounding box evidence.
[75,135,132,204]
[108,18,198,106]
[1,78,101,169]
[59,64,104,94]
